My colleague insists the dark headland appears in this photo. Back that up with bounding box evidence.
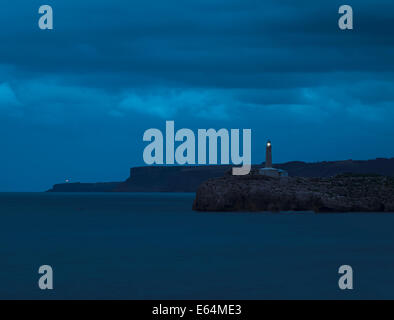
[47,158,394,193]
[192,157,394,212]
[47,158,394,212]
[193,173,394,213]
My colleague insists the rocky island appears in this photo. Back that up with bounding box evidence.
[193,141,394,213]
[193,173,394,213]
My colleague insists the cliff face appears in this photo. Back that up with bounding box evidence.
[193,174,394,213]
[114,166,232,192]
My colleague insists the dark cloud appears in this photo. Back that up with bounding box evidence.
[0,0,393,190]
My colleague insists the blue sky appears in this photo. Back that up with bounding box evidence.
[0,0,394,191]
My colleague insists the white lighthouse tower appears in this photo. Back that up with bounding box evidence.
[265,140,272,168]
[259,140,288,178]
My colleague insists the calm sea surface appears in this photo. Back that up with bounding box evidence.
[0,192,393,299]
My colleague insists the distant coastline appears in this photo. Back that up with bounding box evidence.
[47,158,394,193]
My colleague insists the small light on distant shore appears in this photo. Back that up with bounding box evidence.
[65,179,70,183]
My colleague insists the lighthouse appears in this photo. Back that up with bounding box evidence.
[265,140,272,168]
[259,140,288,178]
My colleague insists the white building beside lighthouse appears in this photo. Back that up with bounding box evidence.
[259,140,288,178]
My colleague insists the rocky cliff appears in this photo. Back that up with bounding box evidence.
[114,165,232,192]
[193,174,394,212]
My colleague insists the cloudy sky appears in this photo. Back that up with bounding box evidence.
[0,0,393,191]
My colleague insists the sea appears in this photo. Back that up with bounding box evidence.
[0,192,393,299]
